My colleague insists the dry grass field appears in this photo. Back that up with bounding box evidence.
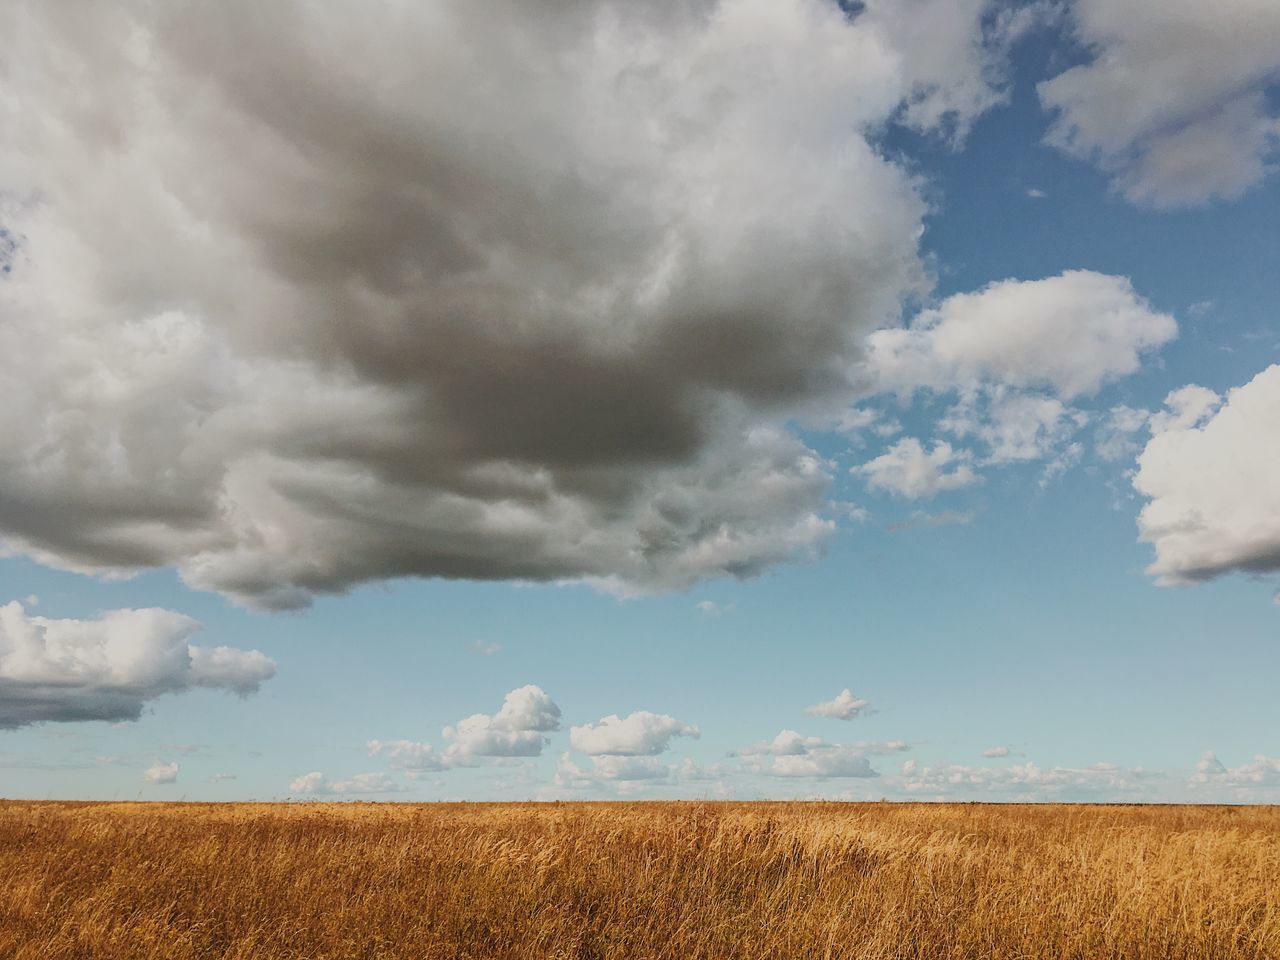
[1,801,1278,959]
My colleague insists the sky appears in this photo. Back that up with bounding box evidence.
[0,0,1278,803]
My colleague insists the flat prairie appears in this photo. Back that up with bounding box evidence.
[1,800,1277,959]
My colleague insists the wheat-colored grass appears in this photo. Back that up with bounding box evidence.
[1,800,1277,959]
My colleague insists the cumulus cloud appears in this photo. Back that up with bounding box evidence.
[1190,751,1280,789]
[366,739,447,775]
[806,689,872,720]
[736,727,906,779]
[443,685,561,760]
[865,272,1177,401]
[0,0,1027,610]
[551,752,713,796]
[289,771,403,796]
[570,711,700,756]
[850,271,1176,487]
[1147,385,1222,435]
[854,439,979,499]
[738,730,830,756]
[1133,366,1280,585]
[857,0,1056,140]
[0,600,276,729]
[143,759,179,784]
[1190,750,1228,781]
[942,391,1091,466]
[1039,0,1280,207]
[766,748,879,778]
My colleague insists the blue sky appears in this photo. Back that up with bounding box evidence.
[1,0,1278,801]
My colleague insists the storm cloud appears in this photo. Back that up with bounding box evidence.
[0,1,1059,607]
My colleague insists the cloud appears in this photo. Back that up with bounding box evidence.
[1190,750,1228,781]
[1094,405,1152,462]
[766,747,880,778]
[1147,385,1222,434]
[977,395,1087,464]
[865,272,1177,401]
[1039,0,1280,207]
[982,746,1011,758]
[895,758,1159,799]
[1133,366,1280,585]
[737,729,830,756]
[143,760,179,784]
[443,685,561,760]
[472,640,501,657]
[735,727,907,780]
[0,600,276,729]
[552,753,677,794]
[806,689,872,720]
[1190,751,1280,789]
[366,739,447,774]
[367,685,561,772]
[0,0,1011,610]
[570,711,700,756]
[855,439,979,499]
[757,742,889,779]
[857,0,1055,141]
[289,771,403,796]
[850,271,1175,486]
[586,755,675,782]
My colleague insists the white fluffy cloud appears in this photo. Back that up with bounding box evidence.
[143,760,179,784]
[851,271,1176,492]
[366,739,446,775]
[768,748,877,779]
[805,689,872,720]
[738,729,830,756]
[0,0,1024,609]
[858,0,1055,140]
[569,711,700,756]
[1190,751,1280,789]
[1039,0,1280,207]
[854,440,979,499]
[289,771,403,796]
[0,600,275,729]
[1134,366,1280,585]
[737,727,907,779]
[865,272,1177,401]
[553,753,684,793]
[443,685,561,760]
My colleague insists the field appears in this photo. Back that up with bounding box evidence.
[1,801,1278,959]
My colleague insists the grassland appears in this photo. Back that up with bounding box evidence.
[1,800,1278,959]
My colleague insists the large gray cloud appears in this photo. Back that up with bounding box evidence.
[0,600,275,729]
[0,0,1008,609]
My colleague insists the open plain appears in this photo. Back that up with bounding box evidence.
[1,800,1277,959]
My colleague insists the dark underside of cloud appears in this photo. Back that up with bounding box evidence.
[1,1,1274,609]
[0,0,939,608]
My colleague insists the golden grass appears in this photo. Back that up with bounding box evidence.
[1,800,1278,959]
